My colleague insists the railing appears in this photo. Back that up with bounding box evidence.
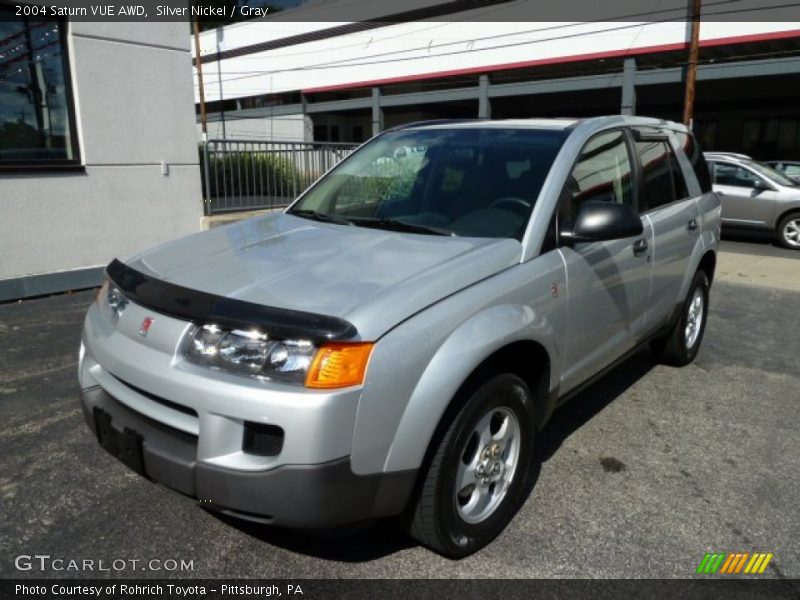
[201,139,359,215]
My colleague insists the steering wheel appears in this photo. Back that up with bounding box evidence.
[489,197,532,215]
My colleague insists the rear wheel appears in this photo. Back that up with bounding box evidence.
[406,373,537,558]
[777,212,800,250]
[651,270,710,366]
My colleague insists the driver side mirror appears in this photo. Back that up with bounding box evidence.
[560,202,644,245]
[753,178,773,192]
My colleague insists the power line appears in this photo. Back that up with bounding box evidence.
[194,50,800,106]
[209,1,515,61]
[201,0,720,64]
[193,0,794,83]
[198,21,678,84]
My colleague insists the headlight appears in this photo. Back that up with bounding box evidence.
[182,324,373,388]
[96,280,129,323]
[184,325,316,385]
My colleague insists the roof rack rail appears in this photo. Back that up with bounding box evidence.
[704,151,752,161]
[386,118,480,132]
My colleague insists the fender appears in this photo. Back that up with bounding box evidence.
[379,303,560,475]
[349,251,568,476]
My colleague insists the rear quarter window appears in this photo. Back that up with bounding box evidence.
[675,131,712,193]
[635,139,674,209]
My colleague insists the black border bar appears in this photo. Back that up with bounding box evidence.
[105,259,358,343]
[4,579,800,599]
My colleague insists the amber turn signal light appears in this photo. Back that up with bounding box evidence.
[305,342,374,389]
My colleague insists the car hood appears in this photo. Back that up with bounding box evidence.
[126,213,522,340]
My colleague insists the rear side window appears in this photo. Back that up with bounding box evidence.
[561,130,635,222]
[635,137,690,209]
[675,131,712,193]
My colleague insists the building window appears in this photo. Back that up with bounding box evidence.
[0,8,80,168]
[741,119,761,151]
[694,120,717,152]
[313,124,328,142]
[741,117,800,157]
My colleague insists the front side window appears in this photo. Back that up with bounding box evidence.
[289,127,569,239]
[560,130,634,223]
[0,8,79,167]
[711,163,764,189]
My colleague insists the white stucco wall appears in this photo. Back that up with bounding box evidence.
[1,22,203,288]
[201,113,312,142]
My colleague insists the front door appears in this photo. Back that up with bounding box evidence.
[710,161,776,228]
[558,129,653,394]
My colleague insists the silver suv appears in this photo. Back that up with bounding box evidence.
[705,152,800,249]
[79,116,720,557]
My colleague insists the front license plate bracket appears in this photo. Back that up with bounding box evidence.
[93,406,147,477]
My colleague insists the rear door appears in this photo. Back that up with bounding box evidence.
[558,129,654,394]
[633,128,700,328]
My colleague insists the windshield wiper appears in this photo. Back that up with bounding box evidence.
[288,209,353,226]
[349,217,455,237]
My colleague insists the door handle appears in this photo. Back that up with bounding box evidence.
[633,238,648,256]
[687,218,698,231]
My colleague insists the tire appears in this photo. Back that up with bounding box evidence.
[651,270,710,367]
[406,373,537,558]
[777,212,800,250]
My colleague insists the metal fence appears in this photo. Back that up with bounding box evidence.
[201,139,359,215]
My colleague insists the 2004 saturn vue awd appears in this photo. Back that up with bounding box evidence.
[79,116,720,557]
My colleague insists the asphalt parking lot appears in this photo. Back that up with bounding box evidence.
[1,238,798,580]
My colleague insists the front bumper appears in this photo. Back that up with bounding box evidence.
[80,386,416,528]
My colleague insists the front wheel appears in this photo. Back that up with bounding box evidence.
[406,373,537,558]
[777,212,800,250]
[651,270,710,366]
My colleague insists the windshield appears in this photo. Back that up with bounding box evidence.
[749,160,798,187]
[288,127,569,239]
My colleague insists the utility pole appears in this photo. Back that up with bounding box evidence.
[682,0,702,127]
[216,27,227,140]
[193,14,208,139]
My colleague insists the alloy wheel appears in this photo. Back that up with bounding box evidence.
[454,406,521,524]
[684,288,705,349]
[782,218,800,248]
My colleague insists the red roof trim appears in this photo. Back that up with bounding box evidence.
[302,28,800,94]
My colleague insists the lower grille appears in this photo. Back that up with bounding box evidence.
[109,373,198,418]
